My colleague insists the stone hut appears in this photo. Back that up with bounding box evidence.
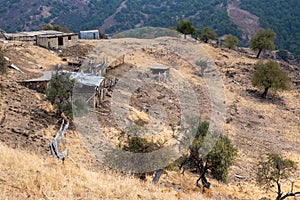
[37,33,78,49]
[5,30,78,49]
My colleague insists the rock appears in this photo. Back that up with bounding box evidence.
[226,117,233,123]
[157,94,165,99]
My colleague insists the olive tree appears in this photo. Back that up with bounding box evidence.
[257,154,299,200]
[177,20,196,39]
[252,61,290,98]
[180,121,238,190]
[224,34,239,50]
[250,28,276,58]
[199,27,217,43]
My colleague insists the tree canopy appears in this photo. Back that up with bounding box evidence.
[224,34,239,50]
[180,121,238,189]
[42,24,71,33]
[177,20,196,38]
[205,134,238,182]
[199,27,217,43]
[257,154,299,200]
[250,28,276,58]
[252,61,290,98]
[123,137,159,153]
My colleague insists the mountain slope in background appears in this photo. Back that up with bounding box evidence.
[0,0,300,56]
[240,0,300,56]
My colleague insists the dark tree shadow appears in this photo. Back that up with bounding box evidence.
[246,88,286,107]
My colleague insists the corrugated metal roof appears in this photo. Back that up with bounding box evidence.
[69,72,104,87]
[80,30,99,33]
[22,71,53,82]
[6,30,77,38]
[22,71,104,87]
[6,30,62,37]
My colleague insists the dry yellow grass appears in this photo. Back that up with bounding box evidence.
[0,143,212,200]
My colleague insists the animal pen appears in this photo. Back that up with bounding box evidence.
[21,71,106,108]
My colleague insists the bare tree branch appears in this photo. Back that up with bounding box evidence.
[50,119,69,160]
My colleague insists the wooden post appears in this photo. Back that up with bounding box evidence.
[100,88,104,102]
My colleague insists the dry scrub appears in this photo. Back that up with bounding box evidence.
[0,143,211,200]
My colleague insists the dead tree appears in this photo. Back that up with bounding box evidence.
[274,181,300,200]
[195,59,210,77]
[50,119,69,160]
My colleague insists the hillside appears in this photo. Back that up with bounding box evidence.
[0,34,300,199]
[1,0,300,55]
[240,0,300,56]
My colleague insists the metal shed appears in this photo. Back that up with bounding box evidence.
[21,71,105,92]
[80,30,100,40]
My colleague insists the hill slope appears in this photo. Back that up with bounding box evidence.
[1,0,300,55]
[0,35,299,199]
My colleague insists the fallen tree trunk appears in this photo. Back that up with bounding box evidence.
[50,119,69,160]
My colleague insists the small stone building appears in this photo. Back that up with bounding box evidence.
[37,33,78,49]
[5,30,59,41]
[19,71,53,93]
[5,30,78,49]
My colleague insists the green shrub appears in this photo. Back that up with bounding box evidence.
[123,137,159,153]
[46,72,74,119]
[276,49,289,61]
[252,60,290,98]
[224,34,239,50]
